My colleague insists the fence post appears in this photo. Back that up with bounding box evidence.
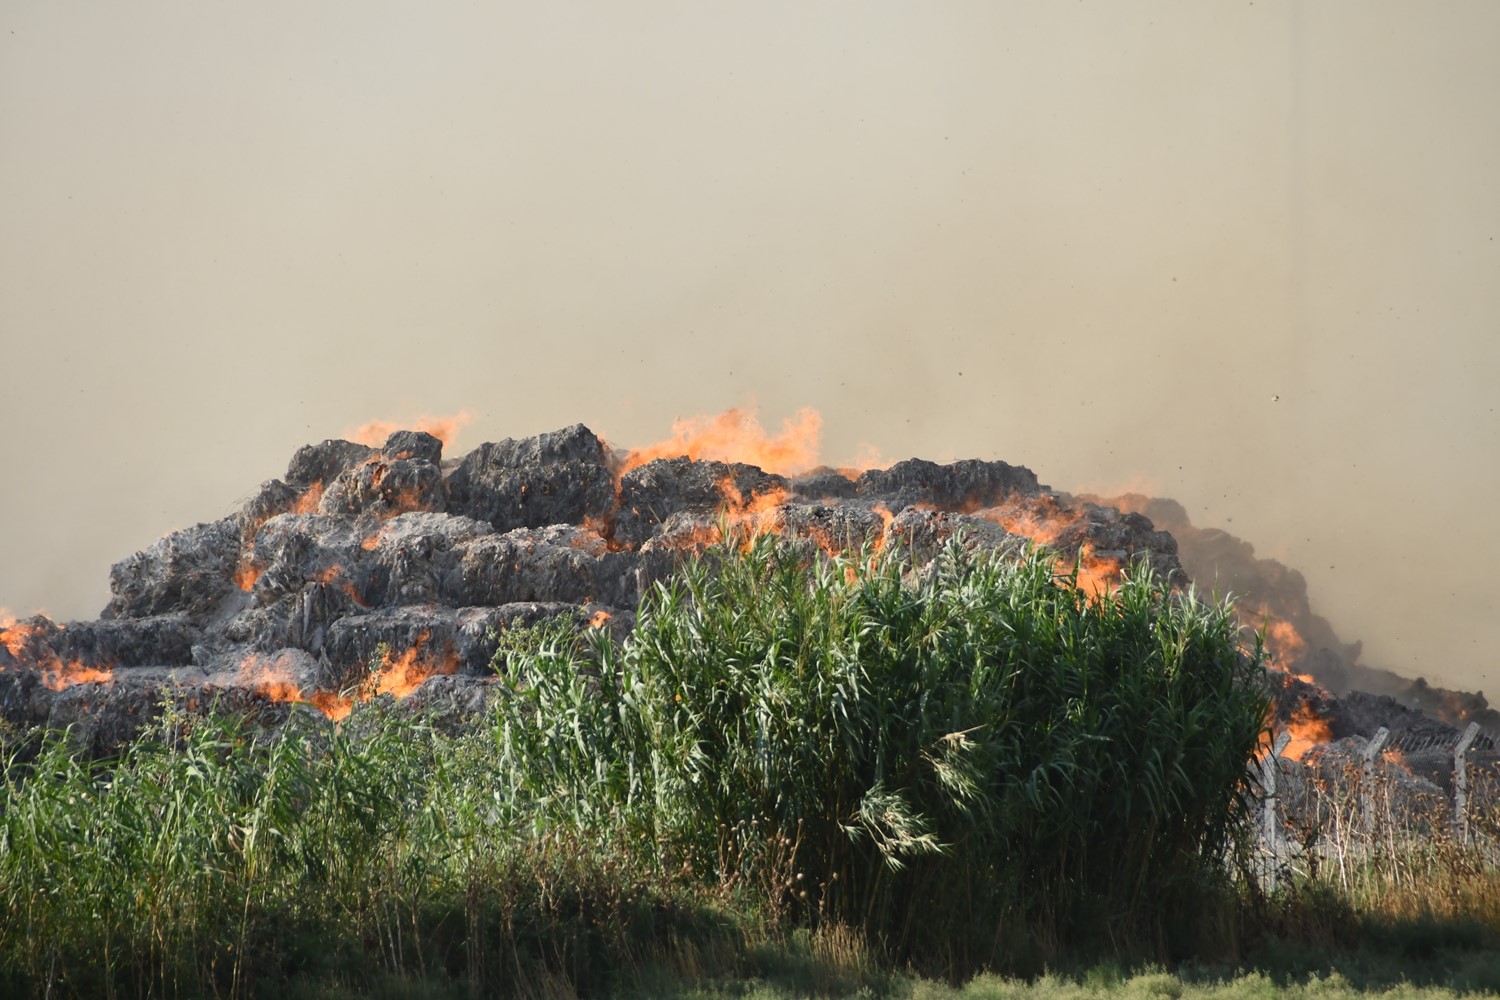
[1361,727,1390,836]
[1260,730,1293,890]
[1262,731,1293,850]
[1453,722,1480,844]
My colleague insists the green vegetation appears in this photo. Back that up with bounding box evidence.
[0,536,1496,998]
[496,535,1267,971]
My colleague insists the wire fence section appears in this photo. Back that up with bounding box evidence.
[1253,721,1500,890]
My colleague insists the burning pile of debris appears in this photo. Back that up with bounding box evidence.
[0,422,1182,751]
[3,413,1495,816]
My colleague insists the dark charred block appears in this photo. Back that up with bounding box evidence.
[239,479,305,531]
[246,514,368,608]
[886,507,1019,563]
[381,429,443,464]
[791,469,860,501]
[18,660,320,755]
[241,581,366,655]
[447,425,616,533]
[449,532,635,608]
[1071,505,1183,584]
[777,504,888,551]
[286,438,377,489]
[478,424,612,467]
[397,674,505,731]
[319,456,446,519]
[1329,690,1465,746]
[358,512,495,608]
[614,457,789,548]
[50,615,199,668]
[1076,506,1176,558]
[104,517,244,620]
[854,458,1041,512]
[0,668,41,728]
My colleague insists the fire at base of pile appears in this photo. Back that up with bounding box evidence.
[1,424,1189,751]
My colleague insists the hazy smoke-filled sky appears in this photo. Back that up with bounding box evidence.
[2,2,1497,692]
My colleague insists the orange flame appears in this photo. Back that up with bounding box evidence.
[1282,703,1333,762]
[871,504,896,554]
[240,655,305,702]
[619,406,823,478]
[1258,616,1309,676]
[241,653,356,719]
[1,619,115,690]
[976,501,1082,547]
[345,410,474,449]
[1067,543,1124,601]
[370,631,459,699]
[235,559,262,592]
[239,634,458,720]
[587,610,612,629]
[0,618,33,660]
[310,691,354,722]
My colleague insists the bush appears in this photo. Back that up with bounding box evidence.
[494,534,1271,975]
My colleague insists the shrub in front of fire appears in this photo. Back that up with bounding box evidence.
[493,532,1272,972]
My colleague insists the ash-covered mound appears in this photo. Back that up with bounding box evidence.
[0,425,1183,750]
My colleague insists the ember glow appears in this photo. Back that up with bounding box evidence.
[234,558,263,593]
[291,480,325,515]
[312,564,367,607]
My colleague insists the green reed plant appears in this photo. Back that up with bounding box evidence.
[493,534,1271,974]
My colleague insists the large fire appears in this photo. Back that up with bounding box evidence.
[346,410,474,449]
[618,406,825,478]
[1,406,1349,763]
[1282,702,1333,762]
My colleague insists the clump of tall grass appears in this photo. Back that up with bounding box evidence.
[494,533,1271,975]
[0,696,730,998]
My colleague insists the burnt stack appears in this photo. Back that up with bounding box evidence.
[0,423,1187,750]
